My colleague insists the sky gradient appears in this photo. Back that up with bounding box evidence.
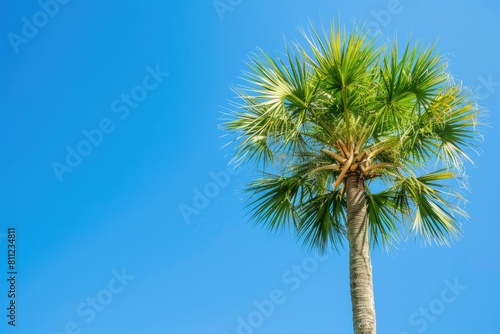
[1,0,500,333]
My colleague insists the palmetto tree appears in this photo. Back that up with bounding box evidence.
[223,22,479,334]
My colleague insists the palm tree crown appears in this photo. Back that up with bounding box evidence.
[224,22,478,250]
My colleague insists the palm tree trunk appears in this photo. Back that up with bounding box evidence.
[345,173,376,334]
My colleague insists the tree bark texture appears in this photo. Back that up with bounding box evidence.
[345,173,376,334]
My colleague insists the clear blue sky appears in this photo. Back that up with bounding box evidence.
[1,0,499,333]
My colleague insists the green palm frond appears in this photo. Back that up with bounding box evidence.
[390,170,466,245]
[433,87,479,168]
[246,174,307,232]
[299,190,347,252]
[365,188,402,248]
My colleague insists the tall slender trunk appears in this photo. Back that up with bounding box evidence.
[345,173,376,334]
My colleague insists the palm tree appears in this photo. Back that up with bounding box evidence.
[222,22,479,334]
